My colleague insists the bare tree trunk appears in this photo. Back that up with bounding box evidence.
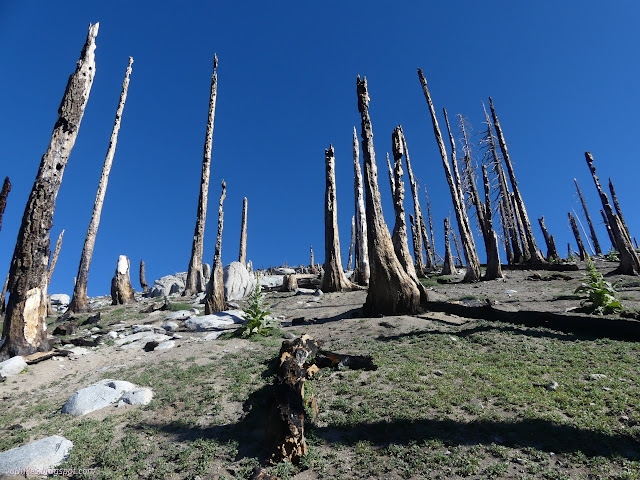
[419,213,434,270]
[46,230,65,285]
[185,55,218,295]
[538,216,559,261]
[310,246,316,274]
[568,212,588,261]
[482,166,503,280]
[601,209,617,251]
[498,198,514,264]
[453,231,464,267]
[347,216,355,271]
[205,181,227,313]
[111,255,136,305]
[425,188,437,266]
[69,57,133,313]
[609,178,631,241]
[238,196,248,265]
[385,153,395,198]
[1,24,98,359]
[0,273,9,315]
[586,152,639,274]
[280,274,298,292]
[0,177,11,232]
[574,179,601,255]
[357,76,421,315]
[442,218,457,275]
[510,192,529,261]
[352,127,370,285]
[321,145,353,292]
[139,260,149,294]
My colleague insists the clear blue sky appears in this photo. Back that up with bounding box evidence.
[1,1,638,297]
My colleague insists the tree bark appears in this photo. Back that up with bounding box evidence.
[538,216,559,261]
[139,260,149,294]
[357,76,422,315]
[0,177,11,232]
[586,152,639,274]
[574,179,601,255]
[347,215,355,271]
[205,181,227,314]
[385,153,395,198]
[47,229,65,285]
[238,196,248,265]
[609,178,631,242]
[601,209,617,251]
[352,127,370,286]
[425,188,437,267]
[185,55,218,295]
[0,273,9,315]
[489,97,544,263]
[69,56,133,313]
[442,218,457,275]
[111,255,136,305]
[321,145,353,292]
[482,166,503,280]
[1,24,98,359]
[568,212,588,261]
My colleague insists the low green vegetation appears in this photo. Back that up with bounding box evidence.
[575,259,623,315]
[239,277,278,338]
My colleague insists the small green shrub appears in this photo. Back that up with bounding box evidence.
[575,259,623,315]
[605,248,619,262]
[240,275,277,338]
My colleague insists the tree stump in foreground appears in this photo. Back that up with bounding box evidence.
[111,255,136,305]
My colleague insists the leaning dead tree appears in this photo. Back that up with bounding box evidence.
[0,177,10,232]
[481,166,503,279]
[321,145,353,292]
[357,76,422,314]
[69,56,133,313]
[1,24,98,359]
[139,260,149,294]
[586,152,640,274]
[205,181,227,314]
[609,178,631,242]
[538,217,559,261]
[442,217,457,275]
[111,255,136,305]
[352,127,370,285]
[568,212,588,261]
[185,54,219,295]
[600,210,617,251]
[574,179,601,255]
[238,196,248,265]
[417,68,480,281]
[47,230,65,285]
[489,97,544,263]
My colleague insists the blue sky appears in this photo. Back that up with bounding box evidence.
[1,1,638,297]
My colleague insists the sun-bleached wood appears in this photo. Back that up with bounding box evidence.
[352,127,370,285]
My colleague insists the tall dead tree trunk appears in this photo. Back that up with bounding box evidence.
[205,181,227,314]
[0,273,8,315]
[238,196,248,265]
[352,127,370,286]
[347,216,355,271]
[425,188,437,266]
[489,97,544,263]
[185,55,218,295]
[601,209,617,251]
[460,118,487,235]
[1,24,98,359]
[586,152,639,274]
[510,192,529,261]
[321,145,353,292]
[498,199,514,264]
[69,56,133,313]
[139,260,149,294]
[0,177,11,232]
[482,166,503,280]
[574,179,601,255]
[386,153,395,198]
[568,212,588,261]
[47,230,64,285]
[310,246,316,274]
[357,76,421,314]
[419,213,434,269]
[111,255,136,305]
[538,216,559,261]
[442,218,457,275]
[609,178,631,242]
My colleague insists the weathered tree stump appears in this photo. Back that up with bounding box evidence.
[442,218,457,275]
[239,196,248,265]
[111,255,136,305]
[538,216,559,261]
[568,212,588,261]
[204,181,227,314]
[139,260,149,294]
[280,274,298,292]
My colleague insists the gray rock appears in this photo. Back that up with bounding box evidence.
[114,332,172,347]
[165,310,192,321]
[106,331,118,339]
[545,381,559,391]
[155,340,175,350]
[313,289,324,297]
[223,262,256,301]
[149,273,187,298]
[162,321,179,333]
[259,275,283,289]
[0,435,73,472]
[185,310,244,331]
[295,288,316,295]
[62,383,127,416]
[202,331,224,341]
[0,356,27,378]
[50,294,71,306]
[588,373,607,381]
[283,332,296,340]
[194,292,206,304]
[132,324,154,333]
[121,387,153,405]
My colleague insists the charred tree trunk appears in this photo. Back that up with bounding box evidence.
[185,55,218,295]
[352,127,370,285]
[238,196,248,266]
[0,177,11,232]
[357,76,422,314]
[205,181,227,314]
[442,218,457,275]
[586,152,639,274]
[489,97,544,263]
[568,212,588,261]
[139,260,149,294]
[69,57,133,313]
[574,179,601,255]
[111,255,136,305]
[321,145,353,292]
[1,24,98,359]
[538,216,559,261]
[47,230,64,285]
[601,209,617,251]
[482,166,503,280]
[609,178,631,241]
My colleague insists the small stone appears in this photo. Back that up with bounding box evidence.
[155,340,175,350]
[0,356,28,378]
[588,373,607,381]
[166,310,192,321]
[162,321,179,332]
[132,324,154,334]
[545,381,559,391]
[434,370,444,376]
[90,327,100,333]
[107,331,118,339]
[449,336,458,342]
[313,289,323,297]
[68,347,89,356]
[603,387,612,391]
[172,334,183,339]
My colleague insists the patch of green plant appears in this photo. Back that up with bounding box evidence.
[168,302,193,312]
[575,259,623,314]
[605,248,619,262]
[240,275,278,338]
[420,278,438,287]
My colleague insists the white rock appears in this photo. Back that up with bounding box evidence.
[259,275,284,289]
[223,262,257,301]
[96,379,137,396]
[273,267,296,275]
[162,321,179,332]
[165,310,192,321]
[0,356,27,378]
[295,288,316,295]
[155,340,175,350]
[50,294,71,306]
[202,331,224,341]
[0,435,73,472]
[62,384,123,416]
[121,387,153,405]
[185,310,244,331]
[149,272,187,298]
[194,292,207,304]
[132,324,154,333]
[114,332,172,347]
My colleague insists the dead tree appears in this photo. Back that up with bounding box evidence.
[453,232,464,267]
[205,181,227,314]
[386,153,395,197]
[425,188,437,266]
[321,145,353,292]
[609,178,631,241]
[601,210,617,251]
[460,117,486,232]
[497,199,513,263]
[418,214,434,270]
[568,212,588,261]
[0,177,10,232]
[538,216,559,261]
[574,179,601,255]
[347,216,355,271]
[111,255,136,305]
[352,127,370,285]
[185,55,219,295]
[442,218,457,275]
[237,196,248,266]
[47,230,65,285]
[69,57,133,313]
[482,166,503,279]
[357,76,422,314]
[0,273,8,315]
[511,192,529,261]
[489,97,544,263]
[586,152,639,274]
[309,246,316,274]
[139,260,149,294]
[1,24,98,359]
[280,274,298,292]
